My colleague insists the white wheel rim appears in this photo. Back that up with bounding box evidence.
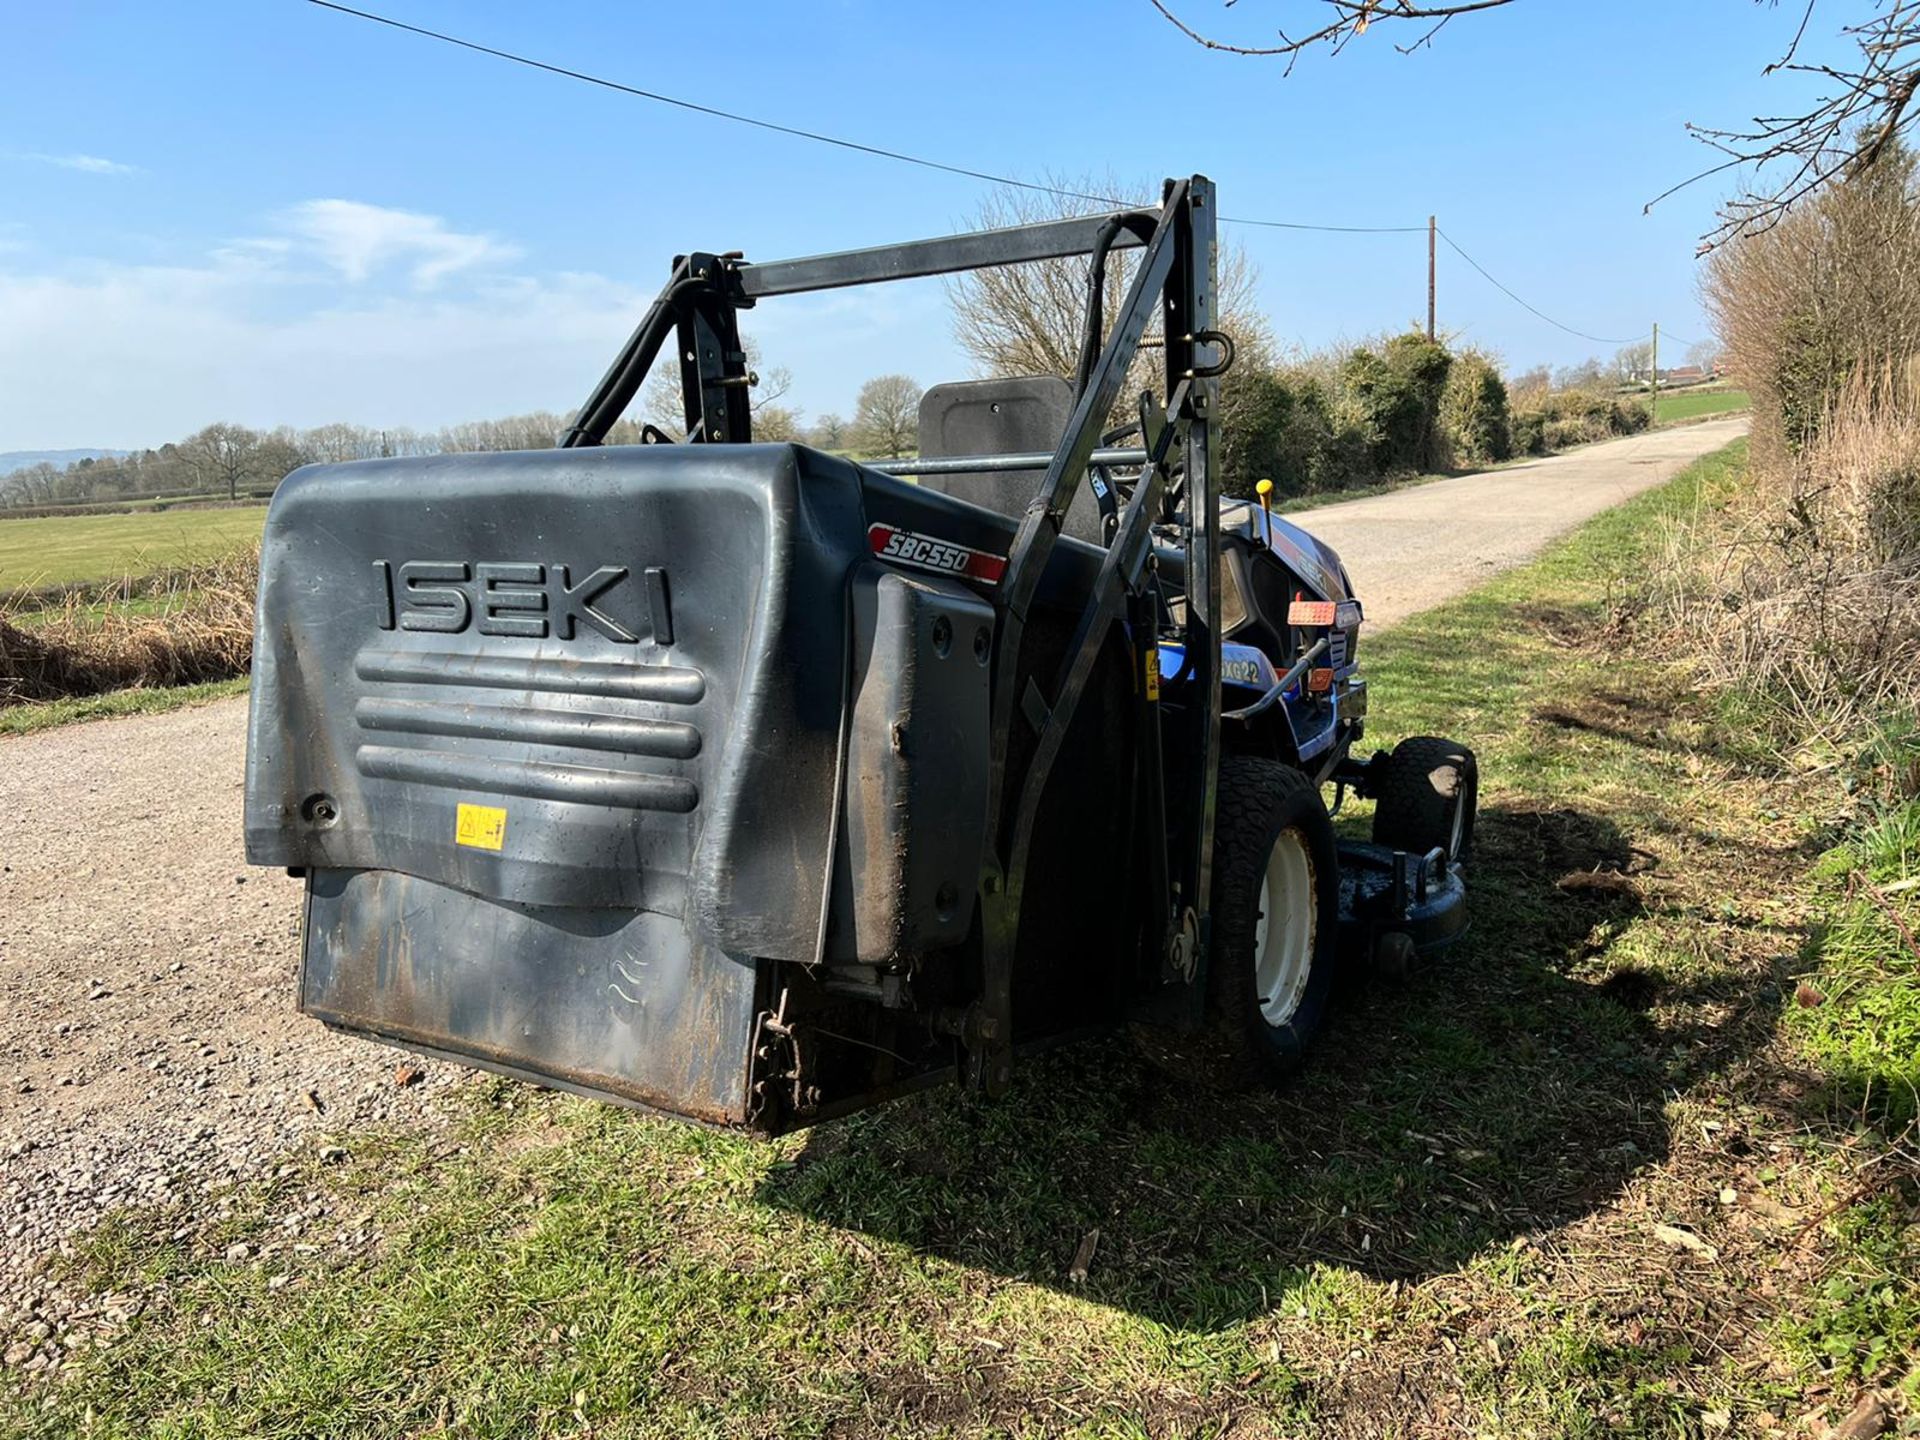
[1253,827,1318,1027]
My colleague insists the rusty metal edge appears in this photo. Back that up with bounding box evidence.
[308,1011,751,1130]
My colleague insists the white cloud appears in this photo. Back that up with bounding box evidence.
[0,200,964,450]
[0,258,643,449]
[18,152,137,176]
[278,199,518,288]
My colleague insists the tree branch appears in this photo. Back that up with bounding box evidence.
[1148,0,1518,59]
[1156,0,1920,253]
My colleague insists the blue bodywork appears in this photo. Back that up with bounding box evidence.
[1156,501,1370,773]
[1160,639,1362,765]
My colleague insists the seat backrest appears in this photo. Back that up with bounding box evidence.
[915,377,1106,544]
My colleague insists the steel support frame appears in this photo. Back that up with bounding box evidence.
[674,255,754,445]
[558,178,1225,1095]
[1165,178,1224,990]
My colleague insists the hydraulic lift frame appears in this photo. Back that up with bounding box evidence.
[556,177,1230,1096]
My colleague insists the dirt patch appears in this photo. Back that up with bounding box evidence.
[1532,687,1681,751]
[1477,802,1647,877]
[1510,598,1641,649]
[1557,868,1644,900]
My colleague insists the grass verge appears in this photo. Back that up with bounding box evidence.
[0,675,249,737]
[4,438,1915,1438]
[1,549,256,718]
[1797,782,1920,1133]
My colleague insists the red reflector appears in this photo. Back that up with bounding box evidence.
[1307,667,1334,693]
[1288,599,1337,627]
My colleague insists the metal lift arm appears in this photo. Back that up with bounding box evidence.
[558,180,1227,1094]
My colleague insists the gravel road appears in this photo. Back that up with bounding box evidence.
[1286,416,1750,626]
[0,416,1746,1363]
[0,704,464,1363]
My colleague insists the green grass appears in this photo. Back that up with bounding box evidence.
[0,676,249,736]
[1654,388,1750,424]
[0,506,265,591]
[1797,789,1920,1131]
[7,436,1914,1437]
[1783,1190,1920,1397]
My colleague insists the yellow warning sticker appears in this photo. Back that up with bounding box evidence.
[455,802,507,851]
[1144,646,1161,701]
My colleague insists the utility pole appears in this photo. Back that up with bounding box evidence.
[1650,322,1660,424]
[1427,216,1437,341]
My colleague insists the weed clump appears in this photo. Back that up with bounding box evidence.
[0,548,257,705]
[1659,376,1920,745]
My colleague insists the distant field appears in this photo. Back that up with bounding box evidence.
[1654,387,1750,423]
[0,507,265,591]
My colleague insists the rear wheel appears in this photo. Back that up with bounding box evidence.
[1371,736,1478,863]
[1206,756,1342,1083]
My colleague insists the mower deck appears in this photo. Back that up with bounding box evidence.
[1334,840,1469,961]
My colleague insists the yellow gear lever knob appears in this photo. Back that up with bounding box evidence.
[1254,479,1275,545]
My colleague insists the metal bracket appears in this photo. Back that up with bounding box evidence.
[746,988,819,1127]
[1165,905,1199,982]
[1020,680,1050,734]
[675,253,754,445]
[1184,329,1236,380]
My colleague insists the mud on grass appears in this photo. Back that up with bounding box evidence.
[6,439,1916,1437]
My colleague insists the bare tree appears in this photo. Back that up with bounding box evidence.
[640,337,795,440]
[1613,340,1654,385]
[752,403,805,443]
[1154,1,1920,248]
[810,413,849,450]
[948,176,1271,408]
[255,427,310,487]
[1553,357,1607,391]
[438,411,567,453]
[1508,363,1552,399]
[1686,338,1721,373]
[0,462,61,508]
[302,422,384,464]
[184,422,262,501]
[852,375,923,457]
[1704,141,1920,466]
[751,356,795,414]
[1660,2,1920,247]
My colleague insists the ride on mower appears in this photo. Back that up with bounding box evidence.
[243,175,1477,1134]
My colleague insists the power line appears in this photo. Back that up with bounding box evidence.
[306,1,1117,204]
[304,1,1657,341]
[306,0,1429,236]
[1435,228,1644,347]
[1226,216,1425,234]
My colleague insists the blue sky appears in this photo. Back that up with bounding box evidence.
[0,0,1844,449]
